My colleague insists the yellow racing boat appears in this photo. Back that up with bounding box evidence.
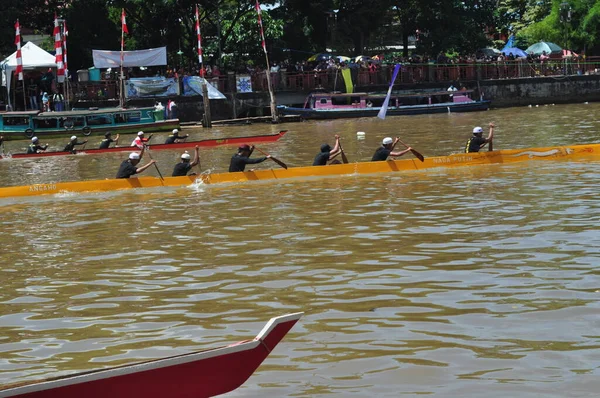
[1,143,599,199]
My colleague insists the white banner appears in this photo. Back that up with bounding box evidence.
[92,47,167,68]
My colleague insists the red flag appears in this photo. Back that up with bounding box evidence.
[54,14,65,77]
[255,0,266,52]
[15,20,23,81]
[122,9,129,34]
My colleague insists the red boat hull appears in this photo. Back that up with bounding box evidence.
[0,313,302,398]
[0,131,287,159]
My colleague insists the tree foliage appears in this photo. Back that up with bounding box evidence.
[1,0,600,71]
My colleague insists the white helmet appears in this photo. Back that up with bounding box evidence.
[181,151,191,160]
[70,135,77,141]
[137,131,144,136]
[382,137,393,145]
[32,136,39,142]
[129,152,140,160]
[172,129,179,134]
[473,126,484,134]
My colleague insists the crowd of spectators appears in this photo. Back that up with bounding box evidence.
[63,47,597,101]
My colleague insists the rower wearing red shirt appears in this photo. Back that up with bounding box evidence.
[131,131,152,149]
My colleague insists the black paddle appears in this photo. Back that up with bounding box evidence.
[397,138,425,162]
[253,146,288,169]
[144,146,164,180]
[339,143,349,164]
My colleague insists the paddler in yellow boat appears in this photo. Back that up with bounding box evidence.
[116,146,157,178]
[371,137,412,161]
[172,146,200,176]
[465,122,495,153]
[312,134,342,166]
[229,144,270,172]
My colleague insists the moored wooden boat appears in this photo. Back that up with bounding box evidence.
[0,131,287,159]
[277,90,490,119]
[0,107,179,141]
[0,312,302,398]
[0,143,598,199]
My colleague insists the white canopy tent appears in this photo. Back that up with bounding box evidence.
[1,42,57,108]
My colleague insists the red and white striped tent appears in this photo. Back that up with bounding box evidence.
[1,41,57,104]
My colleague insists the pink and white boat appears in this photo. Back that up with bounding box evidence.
[277,90,490,119]
[0,312,302,398]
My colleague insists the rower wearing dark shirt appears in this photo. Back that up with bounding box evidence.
[229,144,270,172]
[99,132,120,149]
[313,134,342,166]
[371,137,412,161]
[465,123,495,153]
[164,129,189,144]
[27,137,49,154]
[63,135,87,153]
[116,146,156,178]
[172,146,200,176]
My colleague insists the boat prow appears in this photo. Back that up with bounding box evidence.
[0,312,302,398]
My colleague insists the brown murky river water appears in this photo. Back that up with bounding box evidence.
[1,102,600,397]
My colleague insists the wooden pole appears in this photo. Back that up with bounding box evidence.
[263,65,279,123]
[202,81,211,127]
[22,79,26,111]
[231,92,237,119]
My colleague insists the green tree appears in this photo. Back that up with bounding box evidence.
[519,0,600,53]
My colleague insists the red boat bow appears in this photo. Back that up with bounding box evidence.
[0,312,302,398]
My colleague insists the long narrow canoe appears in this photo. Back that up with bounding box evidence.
[1,143,599,199]
[0,313,302,398]
[0,131,287,159]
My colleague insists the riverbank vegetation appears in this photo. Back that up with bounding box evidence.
[1,0,599,71]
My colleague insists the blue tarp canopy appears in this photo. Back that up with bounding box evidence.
[501,47,528,58]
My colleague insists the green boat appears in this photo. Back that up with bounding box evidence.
[0,107,180,141]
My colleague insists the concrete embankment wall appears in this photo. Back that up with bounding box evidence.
[479,75,600,107]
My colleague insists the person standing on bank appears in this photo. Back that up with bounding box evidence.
[52,90,64,111]
[63,135,87,153]
[465,122,495,153]
[313,134,342,166]
[42,92,50,112]
[167,100,177,119]
[172,146,200,176]
[164,129,189,144]
[229,144,270,172]
[116,146,156,178]
[371,137,412,161]
[99,132,120,149]
[27,137,49,154]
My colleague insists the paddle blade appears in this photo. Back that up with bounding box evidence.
[341,150,349,164]
[411,149,425,162]
[270,156,288,169]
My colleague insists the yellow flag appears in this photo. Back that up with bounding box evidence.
[341,68,353,94]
